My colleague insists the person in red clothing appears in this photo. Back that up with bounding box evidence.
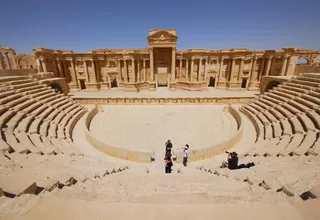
[164,153,173,173]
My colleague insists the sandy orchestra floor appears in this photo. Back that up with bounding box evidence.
[90,105,238,152]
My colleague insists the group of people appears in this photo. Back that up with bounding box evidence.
[164,140,189,173]
[163,141,254,174]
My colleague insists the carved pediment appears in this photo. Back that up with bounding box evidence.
[147,30,178,42]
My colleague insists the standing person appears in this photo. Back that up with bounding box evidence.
[164,153,173,173]
[165,139,173,154]
[182,144,189,167]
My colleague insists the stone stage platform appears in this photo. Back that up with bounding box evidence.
[69,88,259,105]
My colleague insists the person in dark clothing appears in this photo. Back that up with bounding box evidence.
[165,140,173,154]
[164,153,173,173]
[221,152,239,170]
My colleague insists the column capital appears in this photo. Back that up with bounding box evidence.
[267,56,273,60]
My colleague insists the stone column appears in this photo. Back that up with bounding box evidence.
[11,53,18,69]
[70,59,77,84]
[57,58,63,77]
[179,58,182,81]
[131,58,135,82]
[238,58,244,81]
[265,57,272,76]
[0,53,4,70]
[124,59,128,82]
[107,74,111,88]
[229,59,235,81]
[280,55,288,76]
[118,60,122,83]
[143,59,146,82]
[137,60,140,82]
[190,58,194,81]
[171,48,176,81]
[198,57,202,81]
[258,58,266,80]
[84,60,89,82]
[185,59,189,81]
[250,57,258,80]
[91,59,97,83]
[218,58,224,81]
[204,58,208,82]
[41,58,48,72]
[4,52,11,69]
[149,48,154,81]
[63,60,68,80]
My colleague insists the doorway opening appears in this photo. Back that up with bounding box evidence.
[51,83,63,94]
[111,78,118,88]
[79,80,86,90]
[208,76,215,87]
[241,78,248,89]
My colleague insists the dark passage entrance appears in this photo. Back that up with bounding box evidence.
[241,78,247,89]
[79,80,86,90]
[111,78,118,88]
[208,76,215,87]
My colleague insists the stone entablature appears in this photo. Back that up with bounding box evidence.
[27,29,320,91]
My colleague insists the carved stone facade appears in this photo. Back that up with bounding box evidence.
[32,29,320,91]
[0,47,36,70]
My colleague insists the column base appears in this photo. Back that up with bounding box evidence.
[216,81,227,90]
[169,81,176,91]
[248,82,260,91]
[99,82,110,90]
[175,81,204,91]
[227,81,242,90]
[68,83,79,92]
[85,83,99,91]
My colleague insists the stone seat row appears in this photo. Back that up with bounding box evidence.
[240,75,320,157]
[198,155,320,199]
[0,152,128,197]
[241,106,319,156]
[0,76,86,156]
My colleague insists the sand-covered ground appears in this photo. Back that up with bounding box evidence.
[90,105,237,152]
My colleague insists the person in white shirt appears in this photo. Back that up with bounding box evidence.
[182,144,189,167]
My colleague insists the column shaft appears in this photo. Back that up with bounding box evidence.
[190,58,194,81]
[229,59,235,81]
[218,58,224,81]
[124,59,128,82]
[198,58,202,81]
[137,60,140,82]
[280,56,288,76]
[118,60,122,83]
[0,53,4,69]
[70,59,77,83]
[179,58,182,80]
[238,58,244,81]
[250,58,257,81]
[171,48,176,80]
[132,59,135,82]
[150,49,154,81]
[265,57,272,76]
[143,59,146,82]
[42,59,48,72]
[259,58,266,80]
[5,53,11,69]
[204,58,208,81]
[84,60,89,82]
[91,60,97,83]
[185,59,189,81]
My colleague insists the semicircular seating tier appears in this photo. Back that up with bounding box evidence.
[240,74,320,157]
[0,76,86,155]
[0,76,129,198]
